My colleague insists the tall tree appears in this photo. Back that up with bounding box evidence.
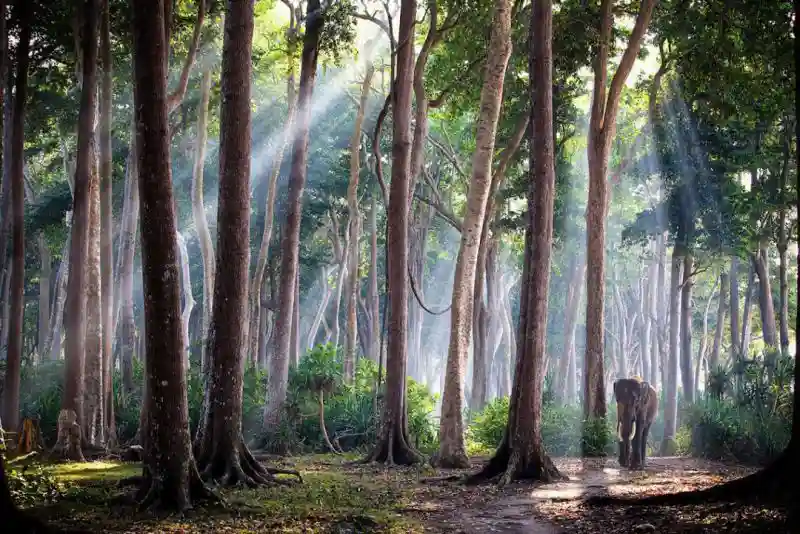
[54,0,99,461]
[435,0,513,469]
[194,0,298,487]
[132,0,213,511]
[265,0,324,427]
[192,70,213,371]
[344,59,375,382]
[470,0,564,485]
[363,0,423,466]
[583,0,657,425]
[1,0,31,435]
[99,0,115,445]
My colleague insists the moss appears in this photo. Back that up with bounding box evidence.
[28,456,424,533]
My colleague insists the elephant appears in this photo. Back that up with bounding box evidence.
[613,377,658,469]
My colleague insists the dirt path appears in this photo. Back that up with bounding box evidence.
[410,456,777,533]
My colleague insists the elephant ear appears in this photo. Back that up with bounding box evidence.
[613,379,622,401]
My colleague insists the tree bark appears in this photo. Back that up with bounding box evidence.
[44,228,71,361]
[777,123,791,353]
[436,0,512,469]
[729,256,741,360]
[176,231,195,367]
[306,267,332,349]
[1,0,31,435]
[132,0,213,510]
[195,0,295,486]
[695,274,718,393]
[661,249,682,455]
[344,61,374,382]
[191,69,214,373]
[84,148,105,447]
[266,0,323,428]
[37,235,52,362]
[584,0,657,426]
[655,232,668,389]
[470,0,564,484]
[100,0,115,446]
[740,262,755,357]
[119,148,138,394]
[364,0,424,466]
[710,272,729,370]
[753,248,778,353]
[367,194,381,362]
[680,253,694,404]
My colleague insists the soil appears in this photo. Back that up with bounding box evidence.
[26,454,790,533]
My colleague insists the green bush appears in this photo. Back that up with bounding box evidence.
[466,398,617,457]
[681,352,794,466]
[2,452,62,507]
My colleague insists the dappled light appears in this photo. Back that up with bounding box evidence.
[0,0,796,532]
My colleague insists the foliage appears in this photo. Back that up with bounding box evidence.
[682,353,794,465]
[466,398,617,457]
[1,453,63,507]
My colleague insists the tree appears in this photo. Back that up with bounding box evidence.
[194,0,299,487]
[363,0,424,466]
[99,0,115,445]
[192,69,213,371]
[435,0,513,469]
[1,0,31,436]
[0,454,52,533]
[265,0,324,428]
[132,0,213,511]
[469,0,564,485]
[54,0,99,461]
[583,0,657,425]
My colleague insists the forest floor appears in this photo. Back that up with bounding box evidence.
[23,453,790,533]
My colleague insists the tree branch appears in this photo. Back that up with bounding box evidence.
[166,0,207,113]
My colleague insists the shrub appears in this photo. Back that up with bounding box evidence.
[682,352,794,466]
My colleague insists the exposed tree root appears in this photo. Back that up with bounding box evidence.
[586,448,797,507]
[136,462,221,513]
[361,424,424,466]
[466,437,565,487]
[430,449,470,469]
[50,410,85,462]
[195,434,302,487]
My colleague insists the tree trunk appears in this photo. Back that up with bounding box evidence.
[307,268,332,349]
[132,0,213,509]
[44,228,71,361]
[436,0,512,469]
[655,232,667,389]
[680,253,694,404]
[777,124,791,353]
[695,274,718,393]
[364,0,424,466]
[176,231,195,367]
[249,71,296,369]
[740,262,755,357]
[1,0,30,435]
[710,272,729,370]
[265,0,323,427]
[470,0,563,484]
[37,234,52,361]
[753,248,778,354]
[368,194,380,362]
[55,0,97,462]
[100,0,115,446]
[729,256,741,360]
[119,150,138,394]
[647,242,659,387]
[584,0,656,427]
[195,0,295,486]
[191,69,214,372]
[84,151,105,447]
[344,61,374,382]
[661,249,682,455]
[291,274,301,366]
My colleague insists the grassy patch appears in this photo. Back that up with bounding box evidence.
[28,456,424,533]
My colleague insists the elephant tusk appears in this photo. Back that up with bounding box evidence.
[617,422,622,441]
[631,420,636,438]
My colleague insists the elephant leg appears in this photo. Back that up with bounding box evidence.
[618,439,630,468]
[640,424,651,467]
[630,418,645,469]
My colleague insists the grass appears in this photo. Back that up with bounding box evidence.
[26,455,426,533]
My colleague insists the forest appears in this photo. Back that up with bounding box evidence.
[0,0,797,532]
